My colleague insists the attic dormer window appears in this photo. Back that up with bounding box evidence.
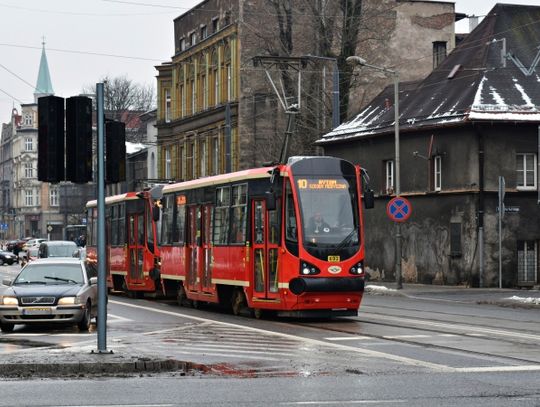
[190,32,196,47]
[433,41,447,69]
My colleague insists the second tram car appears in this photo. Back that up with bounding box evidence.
[86,156,373,317]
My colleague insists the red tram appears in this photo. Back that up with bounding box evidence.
[86,156,373,317]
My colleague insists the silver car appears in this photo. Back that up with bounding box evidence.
[0,258,97,332]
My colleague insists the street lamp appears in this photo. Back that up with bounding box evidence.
[346,56,403,289]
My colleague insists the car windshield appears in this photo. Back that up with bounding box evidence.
[47,245,76,257]
[14,264,84,285]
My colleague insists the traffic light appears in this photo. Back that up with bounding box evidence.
[66,96,93,183]
[38,96,65,182]
[105,121,126,183]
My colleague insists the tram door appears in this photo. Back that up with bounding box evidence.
[252,199,280,300]
[187,205,213,293]
[127,212,145,286]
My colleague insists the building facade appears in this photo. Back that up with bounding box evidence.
[155,0,458,181]
[318,4,540,288]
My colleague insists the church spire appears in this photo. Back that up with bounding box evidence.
[34,38,54,102]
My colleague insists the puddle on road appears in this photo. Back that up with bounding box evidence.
[187,361,331,378]
[0,338,56,353]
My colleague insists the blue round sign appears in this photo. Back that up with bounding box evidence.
[386,196,412,222]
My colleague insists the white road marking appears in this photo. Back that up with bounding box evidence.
[109,300,451,371]
[281,401,407,405]
[383,335,431,339]
[325,336,371,341]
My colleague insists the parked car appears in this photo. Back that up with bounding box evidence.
[0,251,18,266]
[0,258,98,332]
[21,238,47,253]
[19,246,39,267]
[38,241,79,259]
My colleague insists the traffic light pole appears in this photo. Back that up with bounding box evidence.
[95,82,110,353]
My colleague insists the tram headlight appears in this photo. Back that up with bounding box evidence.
[349,261,364,276]
[300,261,320,275]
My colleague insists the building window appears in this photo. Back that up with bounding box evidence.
[200,140,207,177]
[165,148,171,179]
[179,38,186,51]
[25,138,33,151]
[24,190,34,207]
[212,17,219,33]
[211,136,219,175]
[189,32,196,47]
[191,79,196,114]
[50,188,59,207]
[433,41,447,69]
[516,153,537,190]
[165,89,171,122]
[200,25,207,40]
[450,222,461,257]
[227,64,232,102]
[24,163,34,178]
[23,113,32,126]
[384,160,394,194]
[517,240,537,285]
[434,155,442,191]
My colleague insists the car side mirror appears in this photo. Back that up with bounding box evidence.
[89,277,98,285]
[72,249,81,258]
[2,279,12,286]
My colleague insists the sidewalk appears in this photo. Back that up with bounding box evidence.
[0,284,538,379]
[365,282,540,308]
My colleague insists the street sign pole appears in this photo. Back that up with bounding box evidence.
[95,82,110,353]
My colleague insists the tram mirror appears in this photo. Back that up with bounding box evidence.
[363,189,375,209]
[266,191,276,211]
[152,205,161,222]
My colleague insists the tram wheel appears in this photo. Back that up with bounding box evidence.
[231,289,253,317]
[177,285,193,307]
[253,308,263,319]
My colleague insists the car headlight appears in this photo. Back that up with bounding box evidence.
[58,296,80,305]
[1,296,18,305]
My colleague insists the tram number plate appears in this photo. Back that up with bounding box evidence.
[328,255,340,262]
[23,307,52,315]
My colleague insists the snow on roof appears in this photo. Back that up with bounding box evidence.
[318,4,540,145]
[126,142,147,154]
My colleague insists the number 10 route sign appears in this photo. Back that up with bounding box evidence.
[386,196,412,222]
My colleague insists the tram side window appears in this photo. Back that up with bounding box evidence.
[230,184,247,244]
[111,206,119,246]
[285,180,298,255]
[161,195,174,245]
[119,204,125,245]
[213,186,230,245]
[174,199,186,244]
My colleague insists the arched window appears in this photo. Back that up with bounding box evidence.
[210,49,219,106]
[187,62,195,116]
[222,44,231,103]
[198,55,207,110]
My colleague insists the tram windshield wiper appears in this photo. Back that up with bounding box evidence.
[335,227,358,252]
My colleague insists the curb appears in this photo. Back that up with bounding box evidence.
[0,358,190,378]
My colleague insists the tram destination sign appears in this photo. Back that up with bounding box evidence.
[297,179,348,190]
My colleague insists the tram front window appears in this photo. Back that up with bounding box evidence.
[296,176,360,260]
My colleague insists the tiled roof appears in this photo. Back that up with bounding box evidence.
[319,3,540,144]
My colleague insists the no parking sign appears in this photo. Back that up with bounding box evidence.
[386,196,412,222]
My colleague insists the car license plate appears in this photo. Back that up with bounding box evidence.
[22,307,52,315]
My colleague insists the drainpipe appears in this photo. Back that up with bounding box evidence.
[478,127,485,288]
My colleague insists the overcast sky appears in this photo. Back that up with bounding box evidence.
[1,0,539,123]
